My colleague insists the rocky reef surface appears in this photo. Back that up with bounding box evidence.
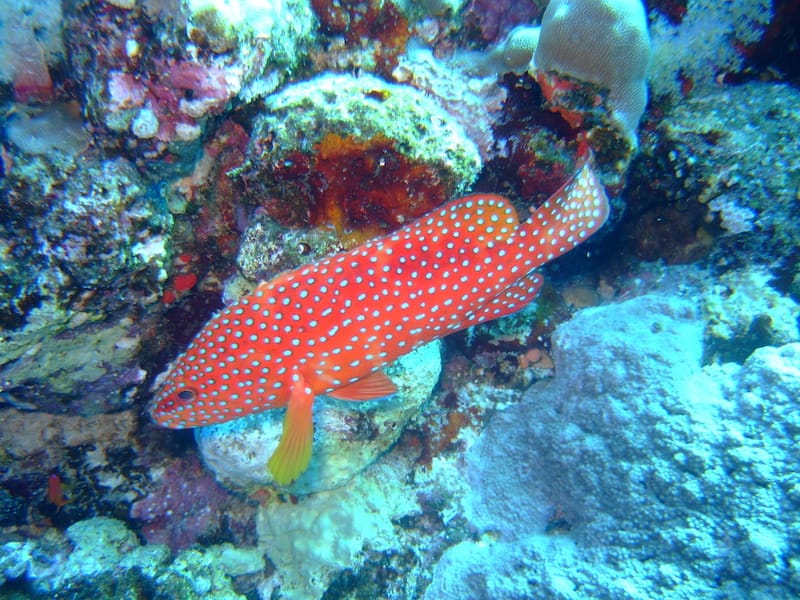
[428,292,800,599]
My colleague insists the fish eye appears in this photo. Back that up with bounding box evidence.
[177,389,196,401]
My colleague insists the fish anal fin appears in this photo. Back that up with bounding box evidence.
[327,370,398,401]
[460,274,544,329]
[267,375,315,486]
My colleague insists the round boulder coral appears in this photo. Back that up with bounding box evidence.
[240,73,482,241]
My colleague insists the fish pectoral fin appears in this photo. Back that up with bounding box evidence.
[267,377,315,486]
[326,370,398,401]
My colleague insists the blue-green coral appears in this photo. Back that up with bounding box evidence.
[0,517,264,599]
[649,0,773,98]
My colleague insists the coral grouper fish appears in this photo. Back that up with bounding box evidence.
[152,162,610,484]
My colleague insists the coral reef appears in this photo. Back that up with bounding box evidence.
[440,0,651,185]
[392,46,508,162]
[185,0,316,79]
[620,81,800,267]
[461,0,544,43]
[470,25,541,75]
[185,0,318,101]
[0,407,142,528]
[310,0,411,76]
[702,268,800,364]
[129,454,246,550]
[235,217,342,283]
[166,119,251,266]
[0,516,265,598]
[1,103,95,329]
[65,0,314,164]
[0,153,169,413]
[256,460,420,600]
[103,60,239,144]
[483,74,582,202]
[0,307,148,413]
[0,0,798,598]
[649,0,773,99]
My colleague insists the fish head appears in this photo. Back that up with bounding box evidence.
[150,346,232,429]
[150,361,209,429]
[150,296,284,429]
[151,344,280,429]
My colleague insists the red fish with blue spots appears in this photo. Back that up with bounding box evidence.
[152,162,610,484]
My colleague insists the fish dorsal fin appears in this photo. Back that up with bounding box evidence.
[257,268,297,293]
[458,273,544,329]
[437,193,520,247]
[327,370,398,401]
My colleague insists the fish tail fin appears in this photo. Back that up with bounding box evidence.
[516,162,610,265]
[267,376,315,486]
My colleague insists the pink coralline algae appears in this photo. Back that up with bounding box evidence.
[107,59,239,143]
[130,455,238,550]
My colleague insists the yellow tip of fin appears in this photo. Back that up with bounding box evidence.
[267,377,315,486]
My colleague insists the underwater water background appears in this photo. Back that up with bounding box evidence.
[1,0,799,598]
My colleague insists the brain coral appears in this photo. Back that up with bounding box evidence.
[533,0,651,146]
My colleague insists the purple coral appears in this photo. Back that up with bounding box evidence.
[463,0,544,43]
[130,455,238,550]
